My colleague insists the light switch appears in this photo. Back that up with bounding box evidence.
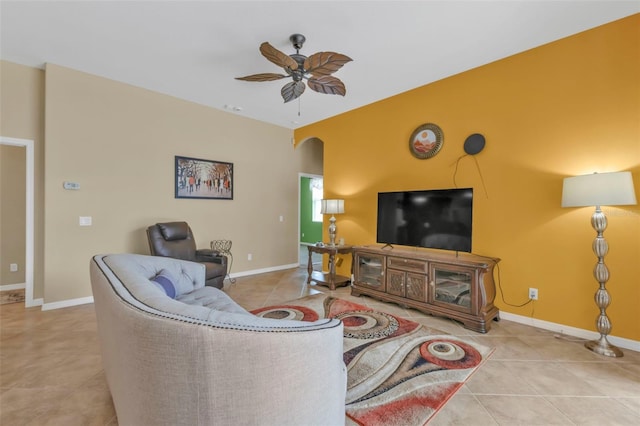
[63,181,80,190]
[279,215,284,222]
[79,216,92,226]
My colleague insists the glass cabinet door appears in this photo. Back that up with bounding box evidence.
[430,264,474,313]
[355,253,385,291]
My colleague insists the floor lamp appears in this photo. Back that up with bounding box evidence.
[561,171,637,357]
[321,199,344,247]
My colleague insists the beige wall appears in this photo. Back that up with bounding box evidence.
[0,145,26,285]
[0,61,45,297]
[2,60,321,305]
[42,63,320,303]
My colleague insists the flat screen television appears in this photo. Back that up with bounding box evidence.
[376,188,473,252]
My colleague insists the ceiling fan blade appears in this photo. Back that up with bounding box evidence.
[260,42,299,70]
[281,81,306,103]
[307,76,346,96]
[304,52,352,77]
[235,73,288,82]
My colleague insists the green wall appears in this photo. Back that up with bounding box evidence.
[300,177,322,243]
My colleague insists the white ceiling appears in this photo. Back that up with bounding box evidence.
[2,1,638,129]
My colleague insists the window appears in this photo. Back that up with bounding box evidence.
[310,178,323,222]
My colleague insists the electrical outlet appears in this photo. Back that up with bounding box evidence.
[248,253,252,261]
[10,263,18,272]
[529,287,539,300]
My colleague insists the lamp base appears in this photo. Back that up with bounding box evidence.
[328,215,337,247]
[585,337,623,358]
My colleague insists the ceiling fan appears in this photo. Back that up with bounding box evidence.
[236,34,352,103]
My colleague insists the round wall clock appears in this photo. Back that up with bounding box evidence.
[409,123,444,159]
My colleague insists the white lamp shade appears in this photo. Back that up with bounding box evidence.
[562,171,637,207]
[321,199,345,215]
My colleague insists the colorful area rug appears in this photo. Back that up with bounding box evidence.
[252,294,493,425]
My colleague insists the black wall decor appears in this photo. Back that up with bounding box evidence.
[463,133,486,155]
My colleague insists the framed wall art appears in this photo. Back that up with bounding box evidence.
[175,155,233,200]
[409,123,444,159]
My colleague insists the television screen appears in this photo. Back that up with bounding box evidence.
[376,188,473,252]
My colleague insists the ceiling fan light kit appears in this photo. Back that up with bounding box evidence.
[236,34,352,103]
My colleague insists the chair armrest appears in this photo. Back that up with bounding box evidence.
[196,249,227,266]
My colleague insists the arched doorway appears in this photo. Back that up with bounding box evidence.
[295,137,324,266]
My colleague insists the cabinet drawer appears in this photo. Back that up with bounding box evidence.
[387,256,427,273]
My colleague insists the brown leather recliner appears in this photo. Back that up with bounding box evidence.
[146,222,227,289]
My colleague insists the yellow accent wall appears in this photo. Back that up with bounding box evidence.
[295,15,640,340]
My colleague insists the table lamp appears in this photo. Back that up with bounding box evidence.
[321,199,345,246]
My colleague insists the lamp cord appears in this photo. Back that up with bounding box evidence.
[495,262,534,308]
[453,154,489,198]
[453,154,532,312]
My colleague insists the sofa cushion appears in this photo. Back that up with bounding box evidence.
[151,269,178,298]
[177,286,250,314]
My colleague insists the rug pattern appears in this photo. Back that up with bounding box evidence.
[252,294,492,425]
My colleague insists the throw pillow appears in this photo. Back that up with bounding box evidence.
[150,269,178,299]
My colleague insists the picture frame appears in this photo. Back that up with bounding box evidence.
[175,155,233,200]
[409,123,444,159]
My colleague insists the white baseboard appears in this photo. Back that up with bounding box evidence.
[41,296,94,311]
[500,311,640,353]
[229,263,299,279]
[0,283,26,291]
[27,298,43,308]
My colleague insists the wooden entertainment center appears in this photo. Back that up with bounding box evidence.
[351,245,500,333]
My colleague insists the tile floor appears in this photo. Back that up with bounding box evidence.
[1,264,639,425]
[299,242,323,267]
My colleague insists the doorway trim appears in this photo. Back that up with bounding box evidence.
[1,136,37,307]
[298,173,323,263]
